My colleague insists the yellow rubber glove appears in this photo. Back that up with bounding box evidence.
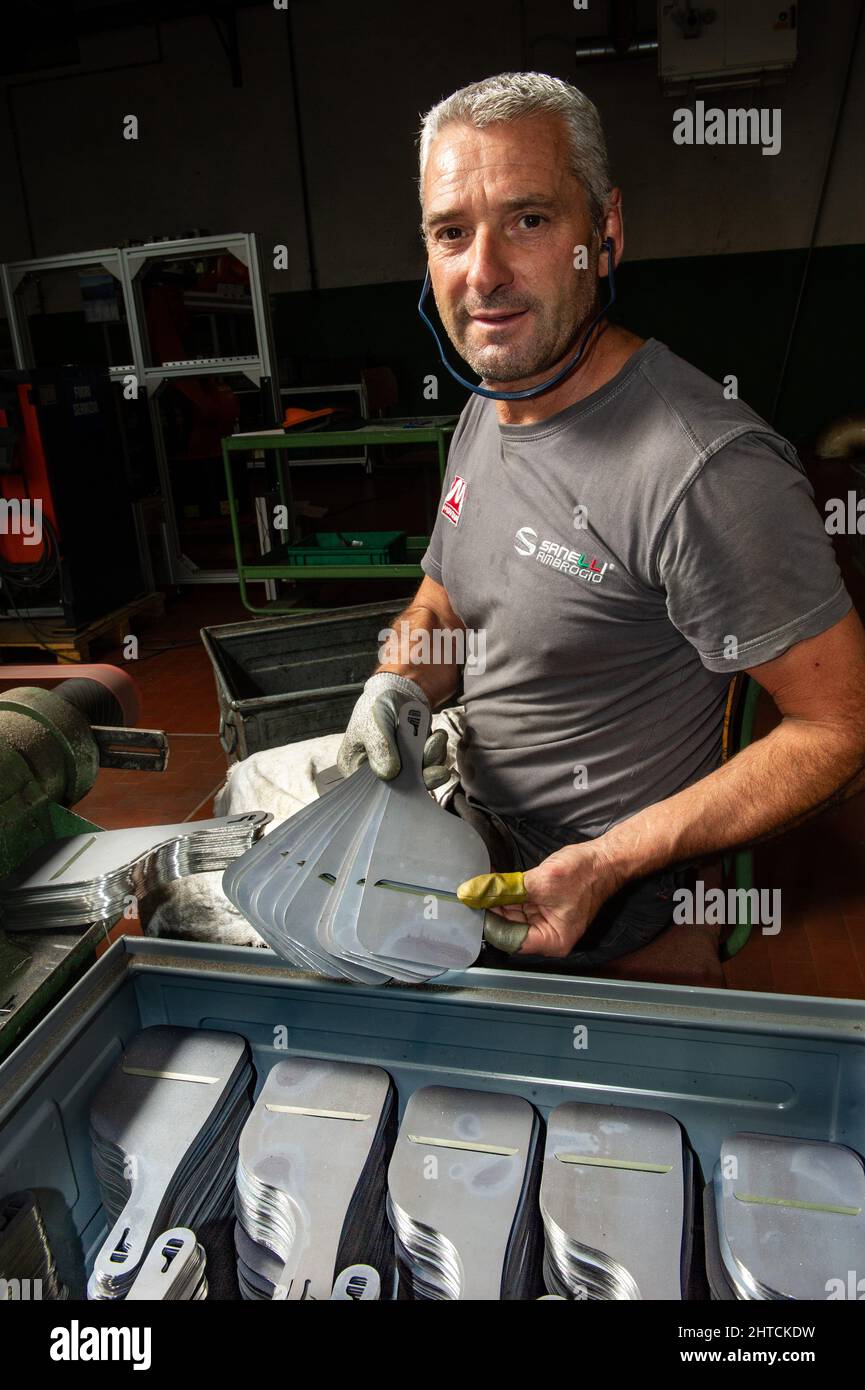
[457,872,529,955]
[457,872,528,909]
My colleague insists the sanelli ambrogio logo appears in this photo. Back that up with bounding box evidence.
[514,526,611,585]
[514,526,538,557]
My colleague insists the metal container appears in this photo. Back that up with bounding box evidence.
[0,935,863,1297]
[201,599,408,759]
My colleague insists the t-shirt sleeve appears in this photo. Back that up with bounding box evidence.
[420,506,445,584]
[654,431,851,672]
[420,404,472,586]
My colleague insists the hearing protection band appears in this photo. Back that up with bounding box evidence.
[417,236,617,401]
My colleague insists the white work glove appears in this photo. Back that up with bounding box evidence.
[336,673,450,789]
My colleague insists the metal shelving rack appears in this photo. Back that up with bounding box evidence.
[0,247,131,377]
[1,232,281,587]
[0,246,149,598]
[121,232,281,585]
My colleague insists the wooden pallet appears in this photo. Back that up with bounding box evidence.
[0,592,166,664]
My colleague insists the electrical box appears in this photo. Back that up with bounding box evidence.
[659,1,798,86]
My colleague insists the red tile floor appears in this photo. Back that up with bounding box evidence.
[5,530,865,998]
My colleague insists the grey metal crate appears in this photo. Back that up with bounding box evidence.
[201,599,409,759]
[0,936,863,1297]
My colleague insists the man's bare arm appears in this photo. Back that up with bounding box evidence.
[600,608,865,880]
[488,609,865,956]
[375,575,465,708]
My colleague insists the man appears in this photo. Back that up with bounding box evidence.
[338,72,865,967]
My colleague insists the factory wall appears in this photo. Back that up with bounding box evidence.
[0,0,863,442]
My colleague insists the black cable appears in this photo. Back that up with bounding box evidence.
[0,433,62,591]
[0,583,76,662]
[0,511,61,643]
[770,0,865,425]
[0,513,61,589]
[284,3,318,292]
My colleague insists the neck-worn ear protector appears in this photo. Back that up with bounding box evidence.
[417,236,616,402]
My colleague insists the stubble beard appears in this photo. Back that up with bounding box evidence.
[443,279,599,385]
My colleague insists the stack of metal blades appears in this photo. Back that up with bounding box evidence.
[0,1190,67,1300]
[224,765,383,981]
[87,1026,253,1300]
[702,1180,736,1301]
[125,1228,208,1301]
[224,697,488,984]
[0,812,270,931]
[234,1057,395,1300]
[387,1085,543,1300]
[233,1223,285,1301]
[708,1132,865,1300]
[540,1103,694,1300]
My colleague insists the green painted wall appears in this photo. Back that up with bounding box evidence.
[271,244,865,448]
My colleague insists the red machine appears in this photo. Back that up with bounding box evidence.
[0,367,145,625]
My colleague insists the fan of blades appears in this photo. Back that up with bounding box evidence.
[224,697,488,984]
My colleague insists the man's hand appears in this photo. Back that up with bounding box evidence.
[337,672,449,787]
[337,574,464,787]
[459,839,624,956]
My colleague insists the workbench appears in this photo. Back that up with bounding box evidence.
[221,418,456,614]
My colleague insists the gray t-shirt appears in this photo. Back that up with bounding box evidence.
[421,338,850,837]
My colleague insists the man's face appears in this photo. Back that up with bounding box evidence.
[421,114,600,385]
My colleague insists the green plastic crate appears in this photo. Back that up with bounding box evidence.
[284,530,407,566]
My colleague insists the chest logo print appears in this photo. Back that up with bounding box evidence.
[514,525,611,585]
[442,475,467,526]
[514,526,538,556]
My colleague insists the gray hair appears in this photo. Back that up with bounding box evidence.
[418,72,611,229]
